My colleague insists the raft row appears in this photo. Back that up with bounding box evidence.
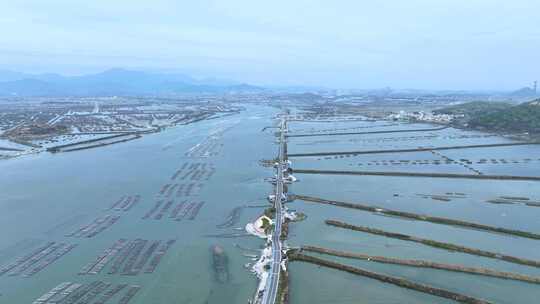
[65,214,121,238]
[0,241,77,277]
[108,195,140,211]
[79,239,176,276]
[142,199,205,221]
[32,281,140,304]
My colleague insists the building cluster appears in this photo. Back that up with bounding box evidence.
[387,110,462,123]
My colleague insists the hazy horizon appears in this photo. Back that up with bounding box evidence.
[2,0,539,90]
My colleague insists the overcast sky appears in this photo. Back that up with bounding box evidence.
[1,0,539,90]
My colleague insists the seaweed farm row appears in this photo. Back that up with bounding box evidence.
[79,239,176,276]
[185,133,223,158]
[168,162,216,182]
[65,215,120,238]
[216,206,243,228]
[186,137,222,158]
[185,124,236,158]
[0,241,77,277]
[295,194,540,240]
[148,161,212,221]
[486,196,540,207]
[287,126,448,138]
[347,133,500,143]
[290,123,399,134]
[430,150,482,175]
[142,199,205,221]
[286,116,540,303]
[416,192,467,202]
[108,195,140,211]
[32,281,141,304]
[293,168,540,181]
[341,157,540,166]
[158,163,215,199]
[292,133,494,146]
[289,142,539,157]
[159,183,205,198]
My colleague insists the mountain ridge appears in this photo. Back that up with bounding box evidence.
[0,68,264,96]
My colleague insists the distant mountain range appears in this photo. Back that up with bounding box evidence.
[1,68,537,98]
[0,68,265,97]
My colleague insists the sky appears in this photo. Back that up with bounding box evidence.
[1,0,539,90]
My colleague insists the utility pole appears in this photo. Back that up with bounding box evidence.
[534,81,538,95]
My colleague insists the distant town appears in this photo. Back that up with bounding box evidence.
[2,82,539,160]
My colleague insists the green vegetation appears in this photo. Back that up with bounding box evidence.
[5,123,69,139]
[291,212,307,222]
[435,99,540,135]
[469,100,540,134]
[280,219,289,241]
[434,101,511,116]
[277,268,289,304]
[260,217,273,234]
[264,207,276,218]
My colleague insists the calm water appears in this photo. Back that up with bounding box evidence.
[0,105,277,304]
[2,108,540,304]
[287,120,540,304]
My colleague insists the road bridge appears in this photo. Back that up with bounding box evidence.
[259,117,287,304]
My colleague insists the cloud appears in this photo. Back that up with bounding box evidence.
[1,0,539,89]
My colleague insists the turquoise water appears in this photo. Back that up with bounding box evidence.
[287,120,540,304]
[2,108,540,304]
[0,105,277,304]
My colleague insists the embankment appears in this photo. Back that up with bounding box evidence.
[301,245,540,285]
[326,220,540,268]
[47,133,141,153]
[286,126,448,138]
[293,169,540,181]
[295,195,540,240]
[289,252,492,304]
[288,142,540,157]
